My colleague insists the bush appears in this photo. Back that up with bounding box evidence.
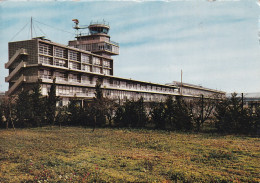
[214,93,255,134]
[113,98,147,128]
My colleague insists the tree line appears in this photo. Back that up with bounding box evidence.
[0,80,259,135]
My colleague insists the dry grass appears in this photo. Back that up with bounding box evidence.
[0,127,259,182]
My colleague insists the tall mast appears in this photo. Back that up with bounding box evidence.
[31,17,33,39]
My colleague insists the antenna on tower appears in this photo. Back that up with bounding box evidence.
[31,17,33,39]
[72,19,88,37]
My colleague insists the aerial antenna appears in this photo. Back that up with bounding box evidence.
[31,17,33,39]
[72,19,88,37]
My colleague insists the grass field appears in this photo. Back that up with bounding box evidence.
[0,127,259,182]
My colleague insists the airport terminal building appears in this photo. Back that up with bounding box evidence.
[5,20,225,105]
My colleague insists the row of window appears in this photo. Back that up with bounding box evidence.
[182,88,214,96]
[39,55,111,74]
[105,79,174,93]
[39,43,112,65]
[40,60,102,73]
[42,84,93,96]
[56,85,90,96]
[105,90,167,101]
[42,83,168,102]
[74,44,92,52]
[39,55,111,69]
[39,70,174,94]
[91,43,119,54]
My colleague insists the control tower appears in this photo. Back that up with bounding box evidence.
[68,20,119,58]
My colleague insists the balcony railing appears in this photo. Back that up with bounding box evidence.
[91,42,119,55]
[109,40,119,47]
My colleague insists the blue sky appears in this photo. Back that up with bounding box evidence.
[0,0,260,93]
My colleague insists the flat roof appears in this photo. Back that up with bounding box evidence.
[167,81,225,94]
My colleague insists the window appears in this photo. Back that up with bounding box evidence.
[69,50,79,61]
[103,69,110,75]
[103,60,110,68]
[93,66,101,74]
[85,44,92,51]
[92,43,98,51]
[39,55,52,65]
[54,47,66,58]
[77,44,87,51]
[82,75,90,83]
[69,62,80,70]
[82,65,91,72]
[39,70,51,79]
[54,58,66,67]
[55,72,67,82]
[81,53,90,64]
[39,43,52,55]
[93,57,101,66]
[69,74,80,83]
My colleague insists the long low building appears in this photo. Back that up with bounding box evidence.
[5,20,225,105]
[167,81,225,99]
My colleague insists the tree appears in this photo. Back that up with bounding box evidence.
[113,105,126,127]
[67,96,83,126]
[103,98,117,127]
[15,89,34,127]
[189,95,216,132]
[82,100,96,127]
[113,97,148,128]
[0,101,3,128]
[135,97,148,128]
[92,78,106,130]
[30,81,45,127]
[214,93,253,134]
[164,96,175,130]
[150,101,166,129]
[0,96,16,129]
[173,96,193,131]
[56,106,69,128]
[254,105,260,136]
[154,96,192,131]
[45,78,59,125]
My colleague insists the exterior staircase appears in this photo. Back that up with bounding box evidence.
[5,61,26,82]
[5,48,28,69]
[6,75,39,96]
[6,75,26,96]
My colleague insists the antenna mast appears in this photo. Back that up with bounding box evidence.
[31,17,33,39]
[72,19,88,37]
